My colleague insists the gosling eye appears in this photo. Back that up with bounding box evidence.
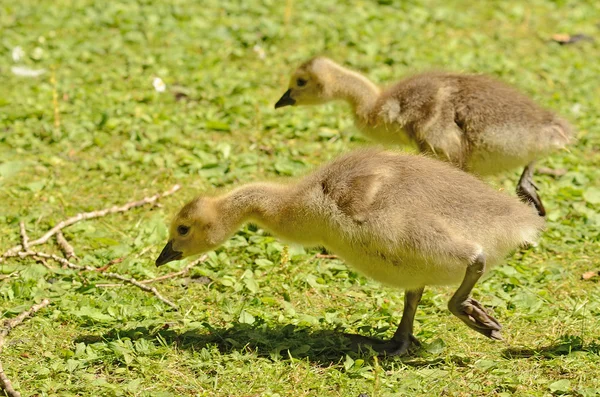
[296,78,307,87]
[177,225,190,236]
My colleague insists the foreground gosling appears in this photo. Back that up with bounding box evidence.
[275,57,573,216]
[156,148,544,356]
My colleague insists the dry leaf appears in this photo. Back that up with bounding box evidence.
[552,33,594,45]
[581,271,599,280]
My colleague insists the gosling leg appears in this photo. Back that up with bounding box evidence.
[516,162,546,217]
[371,288,424,357]
[448,253,502,340]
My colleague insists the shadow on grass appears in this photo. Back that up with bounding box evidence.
[75,322,466,367]
[502,335,600,359]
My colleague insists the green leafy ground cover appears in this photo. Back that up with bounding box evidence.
[1,0,599,395]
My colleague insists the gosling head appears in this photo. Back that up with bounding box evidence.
[274,57,338,109]
[155,197,228,266]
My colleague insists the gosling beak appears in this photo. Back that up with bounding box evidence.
[274,89,295,109]
[155,240,183,267]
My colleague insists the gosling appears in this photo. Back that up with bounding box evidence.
[156,148,544,356]
[274,57,573,217]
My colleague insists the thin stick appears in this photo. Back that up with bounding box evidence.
[96,257,124,273]
[0,299,51,348]
[0,362,18,397]
[0,273,19,281]
[11,251,178,310]
[18,222,28,251]
[315,254,338,259]
[85,255,208,287]
[34,256,54,270]
[100,271,178,310]
[0,298,51,397]
[55,231,76,260]
[9,251,73,269]
[140,255,208,284]
[1,184,180,261]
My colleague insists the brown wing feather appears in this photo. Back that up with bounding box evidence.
[322,173,382,223]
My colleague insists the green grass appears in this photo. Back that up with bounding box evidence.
[1,0,600,396]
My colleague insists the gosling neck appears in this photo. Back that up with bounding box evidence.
[216,182,290,233]
[328,64,381,120]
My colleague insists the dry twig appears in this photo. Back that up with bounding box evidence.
[84,255,209,290]
[0,273,19,281]
[9,251,74,269]
[86,255,209,287]
[34,255,54,270]
[0,185,184,391]
[0,298,51,397]
[55,231,76,260]
[141,254,208,284]
[11,251,178,310]
[96,257,124,273]
[1,184,181,262]
[101,271,179,310]
[18,222,28,251]
[315,254,338,259]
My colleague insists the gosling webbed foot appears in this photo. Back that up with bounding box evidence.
[345,333,421,357]
[374,334,421,357]
[448,297,502,340]
[517,163,546,217]
[344,288,425,358]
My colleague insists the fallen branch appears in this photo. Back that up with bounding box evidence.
[0,298,51,397]
[11,251,179,310]
[55,231,76,260]
[1,184,181,262]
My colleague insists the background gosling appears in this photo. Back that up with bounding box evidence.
[156,148,544,356]
[274,57,574,216]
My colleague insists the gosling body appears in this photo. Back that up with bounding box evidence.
[275,57,574,216]
[157,149,544,355]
